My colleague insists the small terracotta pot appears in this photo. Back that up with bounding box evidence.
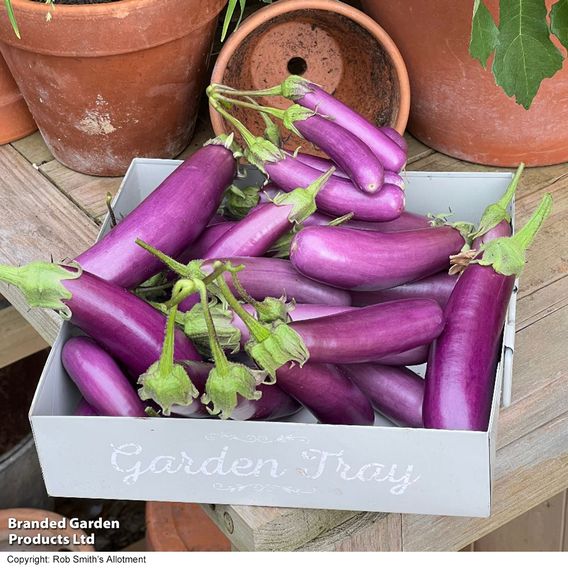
[146,502,231,551]
[0,0,227,175]
[362,0,568,167]
[0,509,95,551]
[0,52,36,144]
[210,0,410,156]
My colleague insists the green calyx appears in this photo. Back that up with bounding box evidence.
[222,184,260,220]
[272,167,335,224]
[0,261,82,319]
[201,364,265,420]
[281,75,313,100]
[476,193,553,276]
[245,137,285,173]
[184,301,241,357]
[253,296,292,325]
[281,104,318,137]
[471,163,524,240]
[204,132,243,157]
[192,276,266,420]
[246,323,310,383]
[138,305,199,416]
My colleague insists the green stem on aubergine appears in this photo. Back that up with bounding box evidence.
[475,193,553,277]
[137,301,199,416]
[212,261,309,381]
[193,278,266,420]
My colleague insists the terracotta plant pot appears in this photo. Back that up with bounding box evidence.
[146,502,231,551]
[361,0,568,167]
[0,52,36,144]
[0,509,95,551]
[0,0,227,176]
[210,0,410,156]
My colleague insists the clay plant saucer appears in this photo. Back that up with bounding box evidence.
[210,0,410,156]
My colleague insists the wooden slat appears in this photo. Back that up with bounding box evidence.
[297,513,402,551]
[405,134,435,164]
[402,412,568,551]
[11,131,53,166]
[0,145,98,344]
[39,160,122,223]
[0,306,48,368]
[474,492,565,551]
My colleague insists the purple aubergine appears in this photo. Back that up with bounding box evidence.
[265,154,404,221]
[75,399,98,416]
[295,152,404,189]
[376,344,429,366]
[284,77,407,171]
[379,126,408,153]
[340,364,424,428]
[343,211,431,232]
[350,271,458,309]
[177,222,236,263]
[179,257,351,312]
[62,337,146,417]
[0,263,200,378]
[75,143,236,289]
[291,113,384,193]
[288,299,444,364]
[291,225,465,291]
[424,195,551,431]
[472,219,512,249]
[276,363,374,425]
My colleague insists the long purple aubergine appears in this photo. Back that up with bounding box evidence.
[377,344,429,366]
[0,263,199,377]
[177,222,236,264]
[275,77,407,171]
[75,142,236,289]
[379,126,408,153]
[423,195,552,431]
[265,154,404,221]
[295,152,404,189]
[179,257,351,313]
[340,364,424,428]
[291,225,465,291]
[276,363,374,425]
[288,299,444,364]
[291,114,384,193]
[350,271,458,309]
[62,336,146,417]
[203,169,334,259]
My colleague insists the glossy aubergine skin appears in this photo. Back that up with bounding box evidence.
[350,271,458,309]
[472,219,512,250]
[340,364,424,428]
[63,269,199,377]
[292,82,407,172]
[375,344,429,366]
[265,155,404,222]
[76,144,236,289]
[423,264,515,431]
[276,363,375,425]
[62,337,146,417]
[343,211,431,233]
[293,114,384,194]
[290,299,445,364]
[295,152,404,189]
[379,126,408,153]
[291,225,464,291]
[204,203,293,258]
[177,222,236,264]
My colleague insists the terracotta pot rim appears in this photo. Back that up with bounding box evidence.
[0,0,227,56]
[210,0,410,136]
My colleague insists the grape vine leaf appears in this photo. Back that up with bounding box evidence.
[470,0,499,68]
[492,0,564,109]
[551,0,568,50]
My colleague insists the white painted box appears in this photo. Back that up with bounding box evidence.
[29,161,517,517]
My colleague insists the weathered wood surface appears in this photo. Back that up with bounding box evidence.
[1,129,567,551]
[0,306,47,369]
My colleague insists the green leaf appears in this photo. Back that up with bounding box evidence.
[4,0,20,38]
[551,0,568,50]
[469,0,499,68]
[492,0,564,109]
